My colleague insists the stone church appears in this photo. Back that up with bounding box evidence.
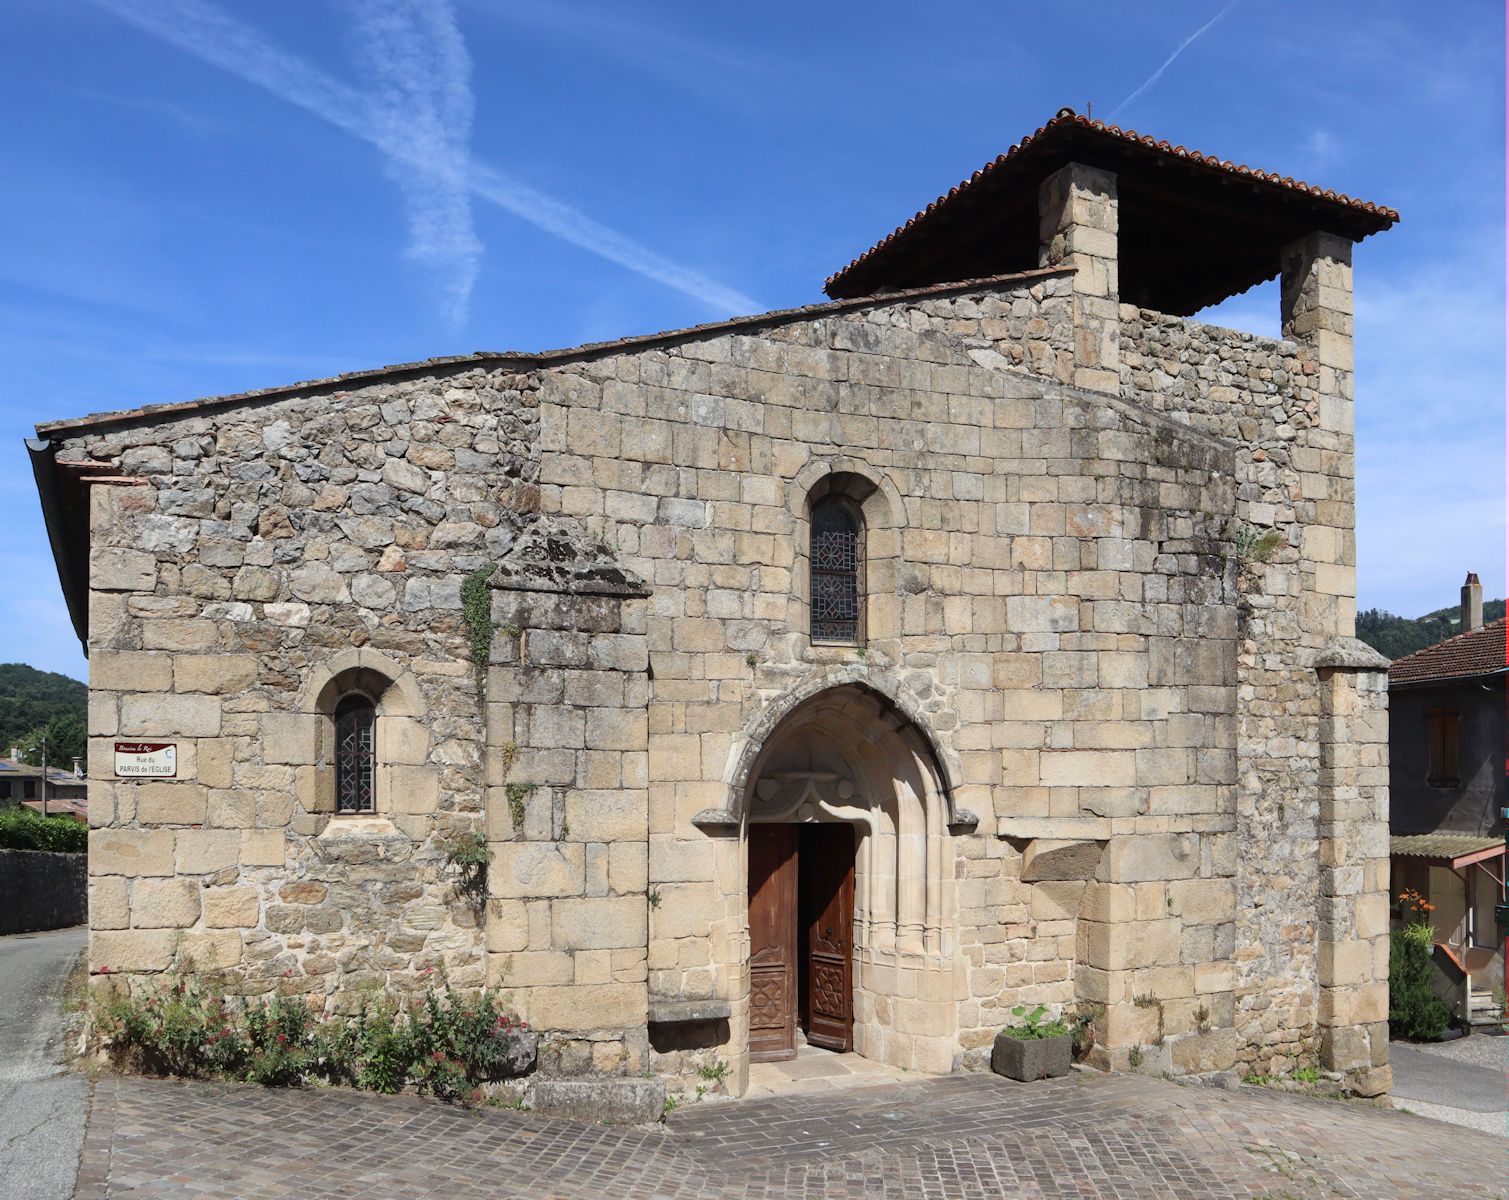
[31,110,1397,1098]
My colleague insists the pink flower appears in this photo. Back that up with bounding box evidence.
[99,965,111,975]
[275,1034,287,1044]
[431,1051,444,1061]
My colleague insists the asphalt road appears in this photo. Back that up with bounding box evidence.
[0,926,88,1200]
[1391,1043,1509,1112]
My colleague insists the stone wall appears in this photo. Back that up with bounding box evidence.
[484,531,653,1077]
[1117,231,1383,1078]
[519,277,1242,1087]
[0,848,86,934]
[58,241,1385,1096]
[72,367,539,1002]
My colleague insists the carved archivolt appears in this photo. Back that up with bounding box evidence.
[741,684,954,959]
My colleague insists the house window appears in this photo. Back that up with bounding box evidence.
[334,694,377,813]
[1426,707,1460,787]
[810,497,863,643]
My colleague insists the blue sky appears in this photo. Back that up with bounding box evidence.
[2,1,1503,681]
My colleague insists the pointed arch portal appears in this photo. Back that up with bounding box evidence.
[740,684,959,1070]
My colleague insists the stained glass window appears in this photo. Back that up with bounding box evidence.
[811,499,861,643]
[335,694,376,814]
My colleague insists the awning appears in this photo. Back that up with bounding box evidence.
[1390,833,1506,870]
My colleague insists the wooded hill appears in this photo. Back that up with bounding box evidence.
[1357,597,1506,661]
[0,662,87,762]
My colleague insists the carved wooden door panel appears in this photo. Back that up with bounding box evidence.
[748,823,797,1062]
[800,823,854,1052]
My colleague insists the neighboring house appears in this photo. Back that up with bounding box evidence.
[0,754,88,816]
[1389,573,1507,1026]
[30,110,1400,1099]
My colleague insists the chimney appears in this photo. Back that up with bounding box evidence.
[1461,572,1483,632]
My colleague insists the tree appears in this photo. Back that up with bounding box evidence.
[1356,597,1506,660]
[0,662,86,753]
[16,712,86,771]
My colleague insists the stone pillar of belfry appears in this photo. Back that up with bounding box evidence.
[1281,230,1358,642]
[1281,231,1355,410]
[1037,161,1120,392]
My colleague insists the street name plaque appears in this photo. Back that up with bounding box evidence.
[113,741,177,779]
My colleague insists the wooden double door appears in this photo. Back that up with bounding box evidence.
[748,823,855,1062]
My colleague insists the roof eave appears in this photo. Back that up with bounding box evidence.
[26,438,87,653]
[1388,665,1509,689]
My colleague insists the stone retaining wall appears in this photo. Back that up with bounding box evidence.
[0,848,86,934]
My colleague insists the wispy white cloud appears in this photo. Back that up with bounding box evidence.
[1110,1,1240,119]
[483,0,772,110]
[346,0,482,326]
[89,0,759,318]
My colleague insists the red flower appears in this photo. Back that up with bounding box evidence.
[275,1034,287,1044]
[99,965,111,975]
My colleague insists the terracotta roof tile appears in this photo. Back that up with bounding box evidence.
[825,108,1399,299]
[1388,617,1507,685]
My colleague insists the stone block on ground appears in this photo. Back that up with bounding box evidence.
[530,1076,667,1125]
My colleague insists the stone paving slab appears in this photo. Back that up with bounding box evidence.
[78,1070,1509,1199]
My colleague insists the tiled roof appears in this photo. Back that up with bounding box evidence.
[824,108,1399,307]
[21,796,87,820]
[1388,617,1507,685]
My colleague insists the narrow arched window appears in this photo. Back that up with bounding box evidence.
[810,497,863,643]
[334,694,376,814]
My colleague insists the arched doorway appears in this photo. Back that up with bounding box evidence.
[742,684,956,1069]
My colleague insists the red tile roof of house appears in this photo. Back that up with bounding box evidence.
[1388,617,1508,685]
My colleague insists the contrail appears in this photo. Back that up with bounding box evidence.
[89,0,760,319]
[348,0,482,327]
[1109,1,1241,120]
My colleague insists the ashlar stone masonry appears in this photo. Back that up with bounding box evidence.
[33,110,1397,1100]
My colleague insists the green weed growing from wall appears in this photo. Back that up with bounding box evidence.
[461,567,495,690]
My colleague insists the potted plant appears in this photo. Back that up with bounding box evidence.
[991,1004,1073,1082]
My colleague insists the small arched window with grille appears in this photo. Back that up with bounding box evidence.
[334,694,377,814]
[810,497,863,644]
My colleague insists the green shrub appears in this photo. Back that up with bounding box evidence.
[242,993,317,1086]
[997,1003,1071,1040]
[0,808,87,852]
[1389,923,1451,1042]
[331,995,416,1093]
[94,974,531,1104]
[410,982,530,1096]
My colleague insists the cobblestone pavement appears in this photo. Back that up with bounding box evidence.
[79,1070,1508,1199]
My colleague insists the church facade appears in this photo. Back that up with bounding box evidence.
[32,111,1397,1099]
